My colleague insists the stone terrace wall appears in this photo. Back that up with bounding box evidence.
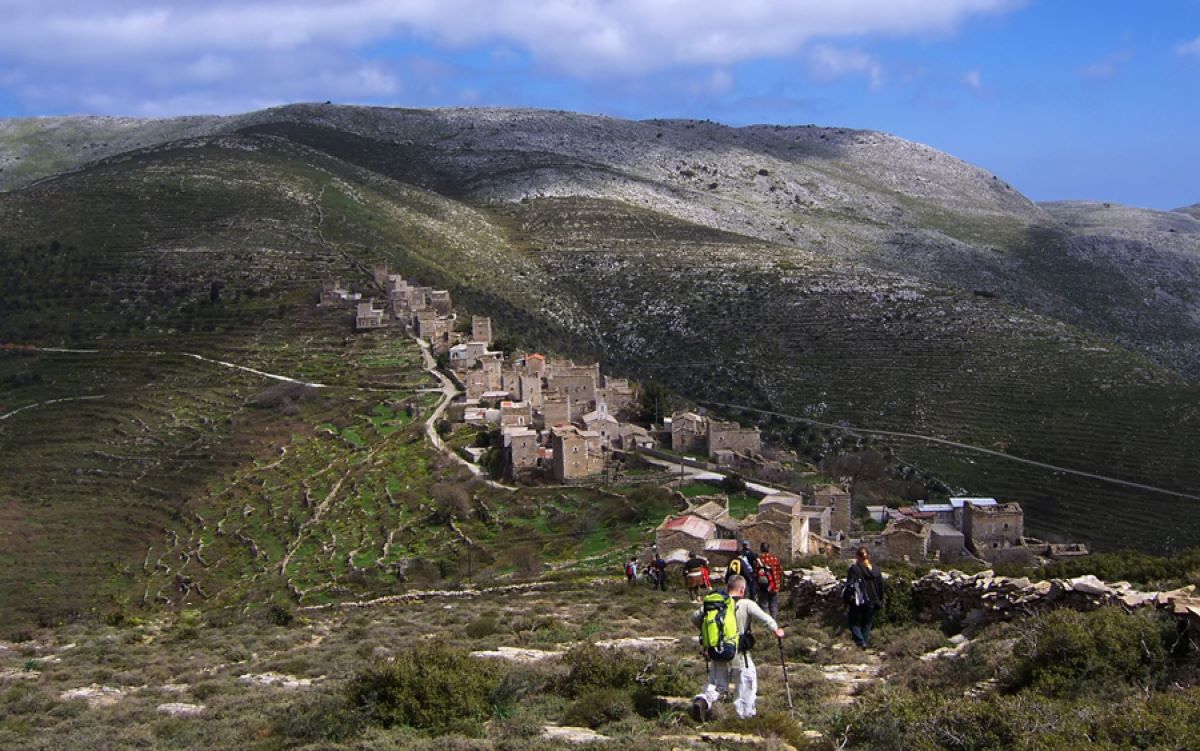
[789,566,1200,640]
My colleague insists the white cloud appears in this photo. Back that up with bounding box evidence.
[807,44,884,88]
[1178,35,1200,57]
[963,68,983,90]
[1080,50,1132,80]
[0,0,1024,114]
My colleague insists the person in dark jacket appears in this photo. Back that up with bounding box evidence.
[844,546,884,648]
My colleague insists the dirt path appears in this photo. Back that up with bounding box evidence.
[411,336,516,492]
[0,394,106,421]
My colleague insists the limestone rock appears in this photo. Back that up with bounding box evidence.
[541,724,610,744]
[157,702,205,717]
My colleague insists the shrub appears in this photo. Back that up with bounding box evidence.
[346,642,500,735]
[465,614,501,639]
[266,603,295,627]
[561,644,642,696]
[1008,607,1171,699]
[564,687,633,729]
[877,575,917,627]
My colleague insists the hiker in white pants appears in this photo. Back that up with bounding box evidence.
[691,575,783,720]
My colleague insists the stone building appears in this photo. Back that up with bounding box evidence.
[580,402,619,448]
[500,400,533,429]
[670,411,708,455]
[882,517,930,561]
[430,290,453,315]
[616,424,653,451]
[707,420,761,458]
[319,279,359,306]
[540,394,572,428]
[929,524,966,562]
[372,263,390,286]
[503,426,539,472]
[812,484,852,535]
[472,316,493,345]
[596,377,636,416]
[550,425,604,481]
[479,353,504,392]
[547,367,598,407]
[963,501,1024,557]
[655,514,717,556]
[739,508,810,563]
[521,353,546,377]
[355,301,385,330]
[518,374,543,409]
[704,538,741,567]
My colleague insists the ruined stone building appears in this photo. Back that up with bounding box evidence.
[319,279,359,306]
[430,290,453,315]
[472,316,492,345]
[355,301,385,330]
[540,393,572,428]
[707,420,761,458]
[547,367,598,407]
[963,501,1024,556]
[596,377,636,416]
[812,484,852,536]
[500,400,533,429]
[882,517,930,561]
[670,411,708,455]
[550,425,604,481]
[739,507,810,563]
[503,426,539,472]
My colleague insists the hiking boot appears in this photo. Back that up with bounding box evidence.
[690,697,709,722]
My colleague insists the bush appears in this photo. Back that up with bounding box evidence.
[266,603,295,627]
[563,687,633,729]
[561,644,641,696]
[347,642,500,735]
[465,615,501,639]
[877,575,917,627]
[1008,607,1171,699]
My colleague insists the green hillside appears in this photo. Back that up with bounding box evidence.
[1,119,1198,632]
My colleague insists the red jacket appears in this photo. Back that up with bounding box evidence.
[758,552,784,593]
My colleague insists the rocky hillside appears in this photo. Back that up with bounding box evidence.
[4,104,1197,379]
[1,105,1198,631]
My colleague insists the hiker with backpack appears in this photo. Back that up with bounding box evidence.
[843,546,885,648]
[684,551,709,599]
[691,574,784,721]
[738,540,760,600]
[624,557,638,584]
[755,542,784,618]
[652,552,668,591]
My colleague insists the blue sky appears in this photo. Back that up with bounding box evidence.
[1,0,1197,208]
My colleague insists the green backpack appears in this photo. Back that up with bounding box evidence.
[700,592,739,661]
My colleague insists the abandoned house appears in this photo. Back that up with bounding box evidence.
[550,425,605,481]
[472,316,493,345]
[963,501,1024,557]
[355,301,385,330]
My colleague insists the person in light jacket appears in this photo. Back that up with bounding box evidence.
[690,575,784,721]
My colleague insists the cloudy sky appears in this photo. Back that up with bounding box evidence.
[1,0,1197,208]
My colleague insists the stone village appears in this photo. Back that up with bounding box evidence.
[322,267,1086,572]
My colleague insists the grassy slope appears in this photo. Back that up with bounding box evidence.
[0,136,679,631]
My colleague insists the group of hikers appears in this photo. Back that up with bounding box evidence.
[625,539,786,616]
[628,543,885,721]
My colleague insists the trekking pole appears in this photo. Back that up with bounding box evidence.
[777,636,794,713]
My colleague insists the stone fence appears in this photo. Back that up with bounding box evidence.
[789,566,1200,641]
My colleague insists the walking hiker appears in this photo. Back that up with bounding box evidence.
[691,574,784,721]
[736,540,759,600]
[653,552,668,591]
[684,551,709,599]
[624,557,638,584]
[843,546,884,648]
[755,542,784,618]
